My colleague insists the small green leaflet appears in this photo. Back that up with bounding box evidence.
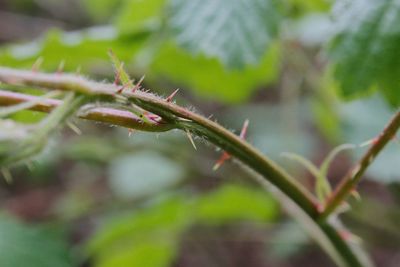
[108,49,134,88]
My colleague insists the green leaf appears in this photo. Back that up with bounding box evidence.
[108,49,134,87]
[0,27,145,73]
[169,0,282,68]
[329,0,400,105]
[87,197,190,267]
[96,241,176,267]
[288,0,330,14]
[87,185,279,266]
[114,0,167,35]
[150,42,280,103]
[196,185,278,224]
[82,0,122,22]
[0,216,73,267]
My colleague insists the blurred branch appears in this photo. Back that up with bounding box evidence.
[320,110,400,220]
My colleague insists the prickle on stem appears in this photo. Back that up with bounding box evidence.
[166,88,180,102]
[132,75,145,92]
[213,119,249,171]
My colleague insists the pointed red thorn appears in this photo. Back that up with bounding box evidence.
[213,119,249,171]
[213,152,231,171]
[116,84,128,94]
[56,60,65,75]
[315,202,324,213]
[166,88,180,102]
[31,57,43,72]
[142,111,160,123]
[339,230,352,241]
[132,75,145,92]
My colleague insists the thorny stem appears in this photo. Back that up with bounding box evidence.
[320,110,400,220]
[0,66,391,267]
[0,90,173,132]
[0,67,318,215]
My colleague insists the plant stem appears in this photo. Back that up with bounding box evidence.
[0,67,318,215]
[0,66,376,267]
[320,110,400,220]
[0,90,173,132]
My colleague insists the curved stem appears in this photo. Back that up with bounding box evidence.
[0,66,372,267]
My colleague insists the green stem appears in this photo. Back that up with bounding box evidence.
[320,110,400,220]
[0,66,375,267]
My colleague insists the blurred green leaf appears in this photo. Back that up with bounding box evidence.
[0,216,73,267]
[96,240,176,267]
[83,0,122,22]
[329,0,400,105]
[114,0,167,35]
[196,184,278,224]
[0,27,145,73]
[88,197,190,267]
[288,0,331,15]
[88,184,278,266]
[150,42,280,102]
[169,0,282,68]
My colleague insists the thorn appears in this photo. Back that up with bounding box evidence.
[166,88,180,102]
[360,136,379,147]
[67,121,82,135]
[315,202,324,213]
[132,75,145,92]
[239,119,249,139]
[1,168,12,184]
[339,230,362,244]
[113,62,123,85]
[57,60,65,75]
[31,57,43,72]
[213,152,231,171]
[141,111,159,123]
[350,188,361,201]
[116,84,128,94]
[339,230,352,241]
[212,119,249,171]
[128,128,135,137]
[185,129,197,150]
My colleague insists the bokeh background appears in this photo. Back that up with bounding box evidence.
[0,0,400,266]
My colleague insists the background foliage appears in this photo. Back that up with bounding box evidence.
[0,0,399,266]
